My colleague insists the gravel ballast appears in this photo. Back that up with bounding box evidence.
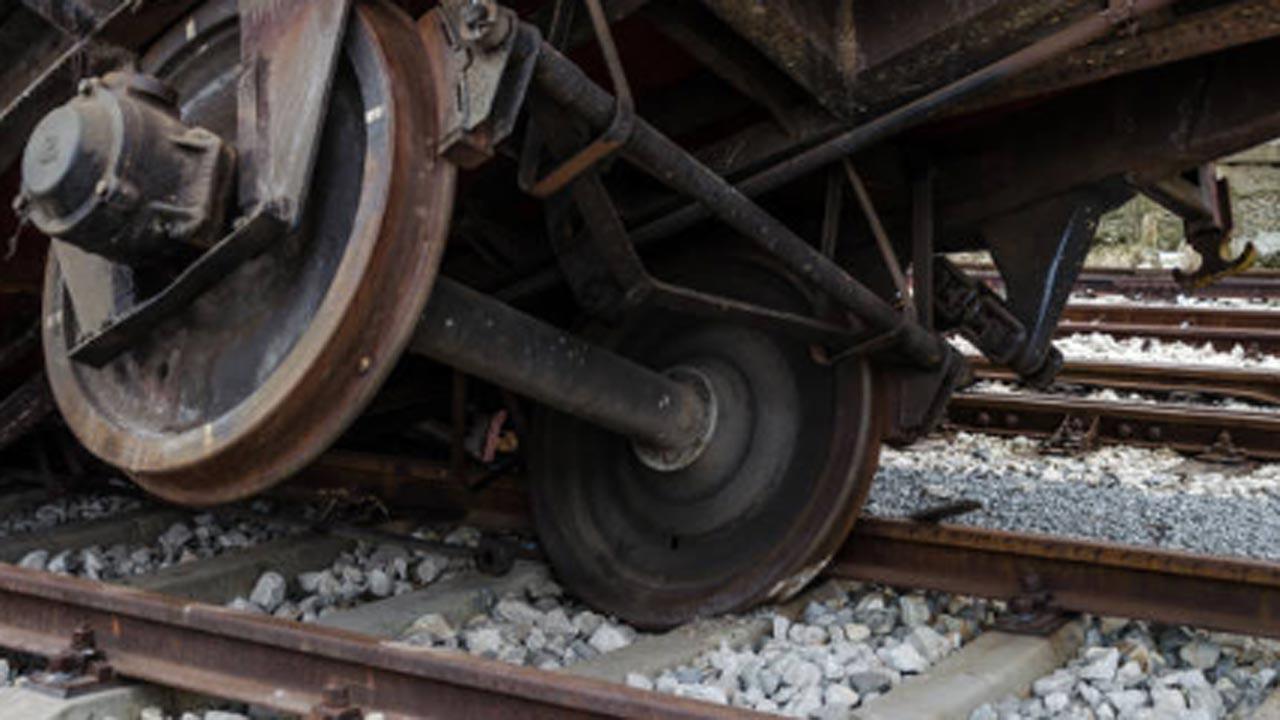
[971,617,1280,720]
[867,433,1280,560]
[0,493,141,539]
[398,571,642,670]
[16,511,294,581]
[631,585,997,717]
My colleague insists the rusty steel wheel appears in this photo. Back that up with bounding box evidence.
[41,0,456,505]
[529,253,883,628]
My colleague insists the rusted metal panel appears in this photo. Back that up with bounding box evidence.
[836,518,1280,640]
[964,0,1280,112]
[696,0,1097,119]
[935,37,1280,233]
[0,564,756,718]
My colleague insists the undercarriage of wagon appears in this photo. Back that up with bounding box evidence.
[2,0,1279,626]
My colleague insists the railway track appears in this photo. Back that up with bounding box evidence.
[0,473,1276,717]
[1056,303,1280,354]
[947,390,1280,460]
[963,265,1280,301]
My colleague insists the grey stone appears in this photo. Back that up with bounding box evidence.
[408,612,456,642]
[906,625,951,663]
[415,555,447,585]
[843,623,871,643]
[1080,647,1121,682]
[782,659,822,689]
[249,571,286,612]
[18,549,47,570]
[824,682,860,707]
[538,608,576,636]
[789,623,828,646]
[674,667,703,684]
[46,550,73,574]
[1044,691,1070,713]
[759,668,782,696]
[878,643,929,674]
[899,594,932,627]
[494,599,543,627]
[675,684,728,705]
[1180,641,1222,670]
[368,568,393,598]
[969,704,998,720]
[573,611,604,637]
[1106,689,1147,714]
[848,670,894,695]
[626,672,654,691]
[1151,687,1187,714]
[772,616,791,641]
[1115,659,1144,687]
[464,627,505,656]
[444,526,482,547]
[159,522,194,551]
[588,624,632,654]
[1033,670,1075,697]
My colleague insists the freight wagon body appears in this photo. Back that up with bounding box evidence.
[1,0,1277,625]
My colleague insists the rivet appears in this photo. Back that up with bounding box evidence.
[357,355,372,374]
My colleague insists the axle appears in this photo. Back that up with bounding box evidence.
[411,278,712,454]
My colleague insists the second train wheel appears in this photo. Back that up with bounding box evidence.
[530,253,883,628]
[40,0,455,505]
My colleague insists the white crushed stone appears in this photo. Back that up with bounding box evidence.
[399,571,640,669]
[639,585,995,716]
[0,493,141,539]
[971,617,1280,720]
[229,539,461,621]
[953,333,1280,370]
[16,512,293,582]
[867,433,1280,560]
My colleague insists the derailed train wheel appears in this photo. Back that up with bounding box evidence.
[530,253,883,628]
[41,0,455,505]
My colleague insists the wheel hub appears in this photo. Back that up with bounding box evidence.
[631,365,719,473]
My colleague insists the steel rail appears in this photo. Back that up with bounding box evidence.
[946,391,1280,460]
[835,517,1280,640]
[962,265,1280,300]
[0,563,753,719]
[1055,303,1280,353]
[969,357,1280,405]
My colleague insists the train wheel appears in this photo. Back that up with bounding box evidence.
[529,253,883,628]
[41,0,455,505]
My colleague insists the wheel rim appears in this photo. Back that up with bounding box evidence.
[530,253,882,628]
[42,0,456,505]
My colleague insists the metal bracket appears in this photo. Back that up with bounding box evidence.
[309,683,362,720]
[27,626,117,699]
[237,0,353,227]
[1040,413,1100,456]
[520,0,634,197]
[992,574,1073,636]
[533,99,856,346]
[429,1,540,168]
[1135,165,1257,289]
[66,209,285,366]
